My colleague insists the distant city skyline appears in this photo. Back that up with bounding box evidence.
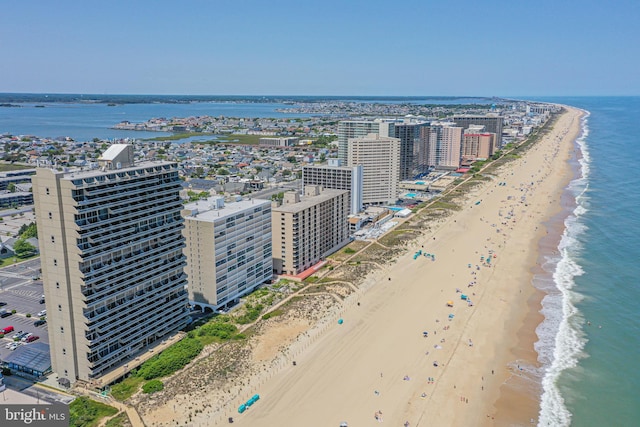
[3,0,639,96]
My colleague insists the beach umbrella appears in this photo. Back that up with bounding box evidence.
[338,318,344,325]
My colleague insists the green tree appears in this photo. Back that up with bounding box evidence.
[6,183,16,193]
[18,222,38,239]
[13,239,37,258]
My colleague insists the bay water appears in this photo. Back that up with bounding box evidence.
[1,95,637,426]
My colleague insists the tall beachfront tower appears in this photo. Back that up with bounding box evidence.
[302,160,363,214]
[337,119,397,162]
[181,197,272,311]
[347,133,400,206]
[32,144,189,385]
[271,186,350,276]
[393,122,429,180]
[452,114,503,152]
[462,126,496,161]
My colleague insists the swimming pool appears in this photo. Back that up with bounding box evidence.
[405,193,417,198]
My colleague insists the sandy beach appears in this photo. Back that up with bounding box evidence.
[136,106,583,427]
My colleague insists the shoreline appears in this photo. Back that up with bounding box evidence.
[135,107,584,427]
[490,106,585,426]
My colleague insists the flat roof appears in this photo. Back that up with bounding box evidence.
[38,160,177,181]
[183,197,271,222]
[271,189,348,213]
[3,342,51,373]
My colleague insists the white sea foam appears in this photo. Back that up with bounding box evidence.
[537,111,590,427]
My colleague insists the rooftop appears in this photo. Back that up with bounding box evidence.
[182,197,271,222]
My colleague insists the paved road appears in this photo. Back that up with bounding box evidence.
[2,375,74,405]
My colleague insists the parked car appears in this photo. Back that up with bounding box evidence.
[34,319,47,327]
[21,333,33,342]
[11,330,24,340]
[0,309,11,318]
[5,341,15,349]
[15,332,29,341]
[8,342,20,351]
[0,301,7,306]
[37,310,47,317]
[26,335,39,343]
[1,326,14,334]
[39,298,45,304]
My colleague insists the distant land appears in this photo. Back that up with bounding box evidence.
[0,93,501,105]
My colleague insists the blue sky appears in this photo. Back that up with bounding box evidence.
[1,0,638,96]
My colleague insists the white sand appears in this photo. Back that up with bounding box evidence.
[141,107,583,427]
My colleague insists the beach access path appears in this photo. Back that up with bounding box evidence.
[195,107,583,427]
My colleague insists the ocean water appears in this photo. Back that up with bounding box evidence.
[1,95,636,425]
[531,97,640,426]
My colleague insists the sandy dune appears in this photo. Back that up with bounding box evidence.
[141,106,582,427]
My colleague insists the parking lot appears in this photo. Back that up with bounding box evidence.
[0,258,49,362]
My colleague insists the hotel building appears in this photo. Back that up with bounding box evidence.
[347,133,400,206]
[337,119,396,162]
[462,126,495,161]
[393,122,429,180]
[302,159,363,214]
[452,115,503,151]
[32,145,189,384]
[414,124,463,171]
[272,186,350,276]
[181,197,272,311]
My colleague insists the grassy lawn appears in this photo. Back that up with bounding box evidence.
[104,412,130,427]
[110,376,145,401]
[0,254,40,268]
[69,396,118,427]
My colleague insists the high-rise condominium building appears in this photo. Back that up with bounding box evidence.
[393,122,430,180]
[32,145,189,384]
[462,125,495,161]
[452,115,503,151]
[272,186,350,275]
[337,119,397,162]
[181,197,272,311]
[302,160,363,214]
[347,133,400,206]
[414,124,464,171]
